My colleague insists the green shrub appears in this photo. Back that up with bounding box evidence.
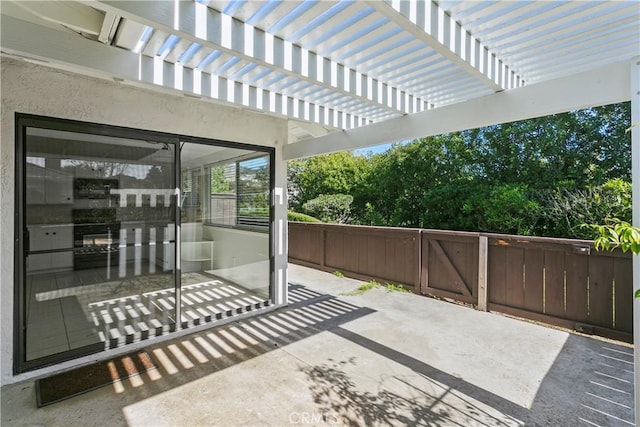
[288,211,321,222]
[302,194,353,224]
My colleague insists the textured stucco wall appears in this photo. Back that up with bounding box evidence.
[0,57,288,384]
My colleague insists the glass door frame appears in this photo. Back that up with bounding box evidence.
[178,136,276,309]
[14,114,275,374]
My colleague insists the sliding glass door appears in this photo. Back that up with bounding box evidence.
[20,124,177,369]
[179,143,272,327]
[15,115,274,373]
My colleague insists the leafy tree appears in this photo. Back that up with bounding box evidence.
[287,102,631,238]
[287,159,306,208]
[464,103,630,189]
[287,152,370,214]
[537,179,631,238]
[476,184,541,235]
[362,133,477,228]
[210,166,231,193]
[237,161,269,219]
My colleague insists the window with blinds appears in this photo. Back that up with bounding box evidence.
[208,154,270,229]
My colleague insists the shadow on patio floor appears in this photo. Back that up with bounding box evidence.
[1,282,635,426]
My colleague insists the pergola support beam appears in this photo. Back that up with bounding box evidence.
[284,60,631,160]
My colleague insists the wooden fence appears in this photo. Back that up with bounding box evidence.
[288,222,634,343]
[288,223,421,288]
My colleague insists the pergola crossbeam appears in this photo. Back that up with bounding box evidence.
[369,0,521,92]
[86,0,420,123]
[283,60,630,160]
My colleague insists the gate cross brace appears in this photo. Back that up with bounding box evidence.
[430,240,472,297]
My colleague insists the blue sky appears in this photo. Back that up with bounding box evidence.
[352,139,411,156]
[352,143,392,156]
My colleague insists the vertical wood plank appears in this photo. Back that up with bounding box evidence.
[287,223,298,258]
[403,234,412,285]
[488,245,507,305]
[414,231,421,289]
[325,230,344,270]
[565,253,589,323]
[407,234,417,286]
[428,238,445,290]
[544,250,565,318]
[437,240,455,293]
[320,227,326,267]
[469,240,479,298]
[343,229,356,273]
[311,228,323,265]
[356,232,368,276]
[450,241,469,292]
[402,235,412,285]
[376,235,388,279]
[368,235,385,278]
[588,255,614,328]
[504,247,525,309]
[386,235,400,282]
[613,257,633,333]
[420,233,429,294]
[523,248,544,313]
[297,225,306,261]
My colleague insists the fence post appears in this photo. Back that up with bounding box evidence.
[477,235,488,311]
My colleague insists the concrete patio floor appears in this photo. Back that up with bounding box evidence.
[1,264,635,426]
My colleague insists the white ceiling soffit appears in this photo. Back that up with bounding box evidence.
[0,0,105,37]
[1,1,638,143]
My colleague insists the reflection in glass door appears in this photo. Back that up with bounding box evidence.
[16,116,275,373]
[179,142,272,327]
[22,125,177,366]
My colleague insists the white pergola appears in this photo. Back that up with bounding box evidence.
[1,0,639,419]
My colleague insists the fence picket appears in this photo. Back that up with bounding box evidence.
[565,253,589,324]
[523,248,544,313]
[544,250,566,318]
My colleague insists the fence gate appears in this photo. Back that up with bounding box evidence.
[420,231,479,305]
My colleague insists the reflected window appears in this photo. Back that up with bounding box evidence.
[204,155,270,229]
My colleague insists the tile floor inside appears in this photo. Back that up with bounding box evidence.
[25,266,269,361]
